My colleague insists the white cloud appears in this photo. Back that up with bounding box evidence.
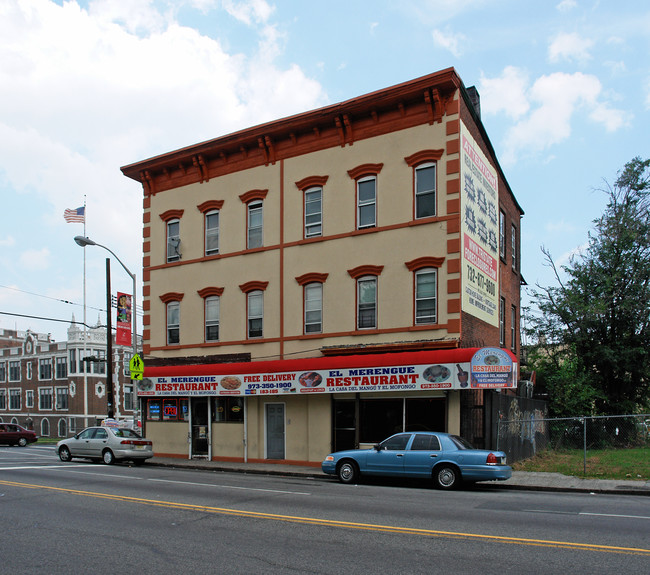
[0,236,15,247]
[548,32,594,63]
[545,220,576,234]
[0,0,327,275]
[432,28,465,58]
[20,248,51,271]
[556,0,577,13]
[479,66,530,119]
[222,0,274,26]
[492,71,629,164]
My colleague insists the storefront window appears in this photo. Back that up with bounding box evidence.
[180,399,189,421]
[359,399,402,443]
[162,399,178,421]
[212,397,244,422]
[147,399,161,421]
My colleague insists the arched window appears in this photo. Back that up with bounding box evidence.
[41,418,50,437]
[58,418,67,438]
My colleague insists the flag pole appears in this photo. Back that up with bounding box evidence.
[82,196,88,427]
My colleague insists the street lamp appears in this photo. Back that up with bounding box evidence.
[74,236,138,419]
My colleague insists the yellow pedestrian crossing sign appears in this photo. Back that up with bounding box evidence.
[129,353,144,380]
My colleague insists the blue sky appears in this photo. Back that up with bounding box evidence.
[1,0,648,342]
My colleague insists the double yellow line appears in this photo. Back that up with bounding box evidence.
[2,479,648,556]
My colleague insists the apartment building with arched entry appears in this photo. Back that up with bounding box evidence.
[121,67,524,465]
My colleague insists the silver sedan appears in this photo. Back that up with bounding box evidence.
[56,426,154,465]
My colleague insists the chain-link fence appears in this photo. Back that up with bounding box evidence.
[496,414,650,474]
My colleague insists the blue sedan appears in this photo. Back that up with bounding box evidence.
[322,432,511,489]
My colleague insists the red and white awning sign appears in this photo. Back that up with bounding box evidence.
[138,348,518,397]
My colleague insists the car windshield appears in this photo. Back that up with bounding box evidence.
[109,428,141,439]
[449,435,475,450]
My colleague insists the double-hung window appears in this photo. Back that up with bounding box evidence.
[247,201,263,248]
[205,296,220,342]
[499,211,506,260]
[357,177,376,229]
[247,290,263,338]
[511,224,517,271]
[357,276,377,329]
[205,210,219,255]
[304,283,323,334]
[55,356,67,379]
[511,305,517,352]
[0,389,6,410]
[39,358,52,380]
[415,163,436,218]
[415,268,437,324]
[167,301,180,345]
[9,389,21,410]
[304,187,322,238]
[0,361,5,382]
[499,297,506,346]
[9,361,20,381]
[55,387,69,410]
[39,387,53,410]
[167,219,181,262]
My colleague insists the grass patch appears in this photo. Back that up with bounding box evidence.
[512,446,650,481]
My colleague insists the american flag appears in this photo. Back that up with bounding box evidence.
[63,206,85,223]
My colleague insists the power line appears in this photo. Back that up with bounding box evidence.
[0,283,143,315]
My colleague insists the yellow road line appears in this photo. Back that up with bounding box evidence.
[2,479,649,556]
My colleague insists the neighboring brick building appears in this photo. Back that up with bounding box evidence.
[121,67,524,463]
[0,322,138,437]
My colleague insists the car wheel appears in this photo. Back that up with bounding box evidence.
[337,460,359,484]
[102,449,116,465]
[58,446,72,462]
[434,465,459,490]
[18,437,28,447]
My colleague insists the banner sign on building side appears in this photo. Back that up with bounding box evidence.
[116,292,132,347]
[460,122,499,327]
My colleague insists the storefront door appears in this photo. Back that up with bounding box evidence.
[191,398,209,459]
[265,403,285,460]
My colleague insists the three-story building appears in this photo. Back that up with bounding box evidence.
[121,67,524,464]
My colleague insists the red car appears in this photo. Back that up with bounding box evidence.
[0,423,38,447]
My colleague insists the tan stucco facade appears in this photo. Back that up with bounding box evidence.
[122,68,522,464]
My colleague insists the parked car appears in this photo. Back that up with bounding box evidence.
[56,426,154,465]
[322,431,511,489]
[0,423,38,447]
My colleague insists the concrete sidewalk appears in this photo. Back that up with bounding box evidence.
[148,456,650,496]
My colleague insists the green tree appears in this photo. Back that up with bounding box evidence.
[527,157,650,416]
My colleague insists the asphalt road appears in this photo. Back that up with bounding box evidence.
[1,445,649,574]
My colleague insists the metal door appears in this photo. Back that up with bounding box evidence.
[191,398,209,458]
[265,403,285,460]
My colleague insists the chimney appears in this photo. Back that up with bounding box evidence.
[466,86,481,119]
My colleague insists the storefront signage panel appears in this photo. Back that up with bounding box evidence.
[139,357,517,397]
[470,347,515,389]
[460,122,499,327]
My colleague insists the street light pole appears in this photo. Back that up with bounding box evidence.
[105,257,114,418]
[74,236,138,420]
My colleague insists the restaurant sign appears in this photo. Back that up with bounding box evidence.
[138,349,517,397]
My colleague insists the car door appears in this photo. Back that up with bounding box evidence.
[86,427,109,458]
[402,433,442,477]
[4,424,19,445]
[71,428,97,457]
[364,433,411,476]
